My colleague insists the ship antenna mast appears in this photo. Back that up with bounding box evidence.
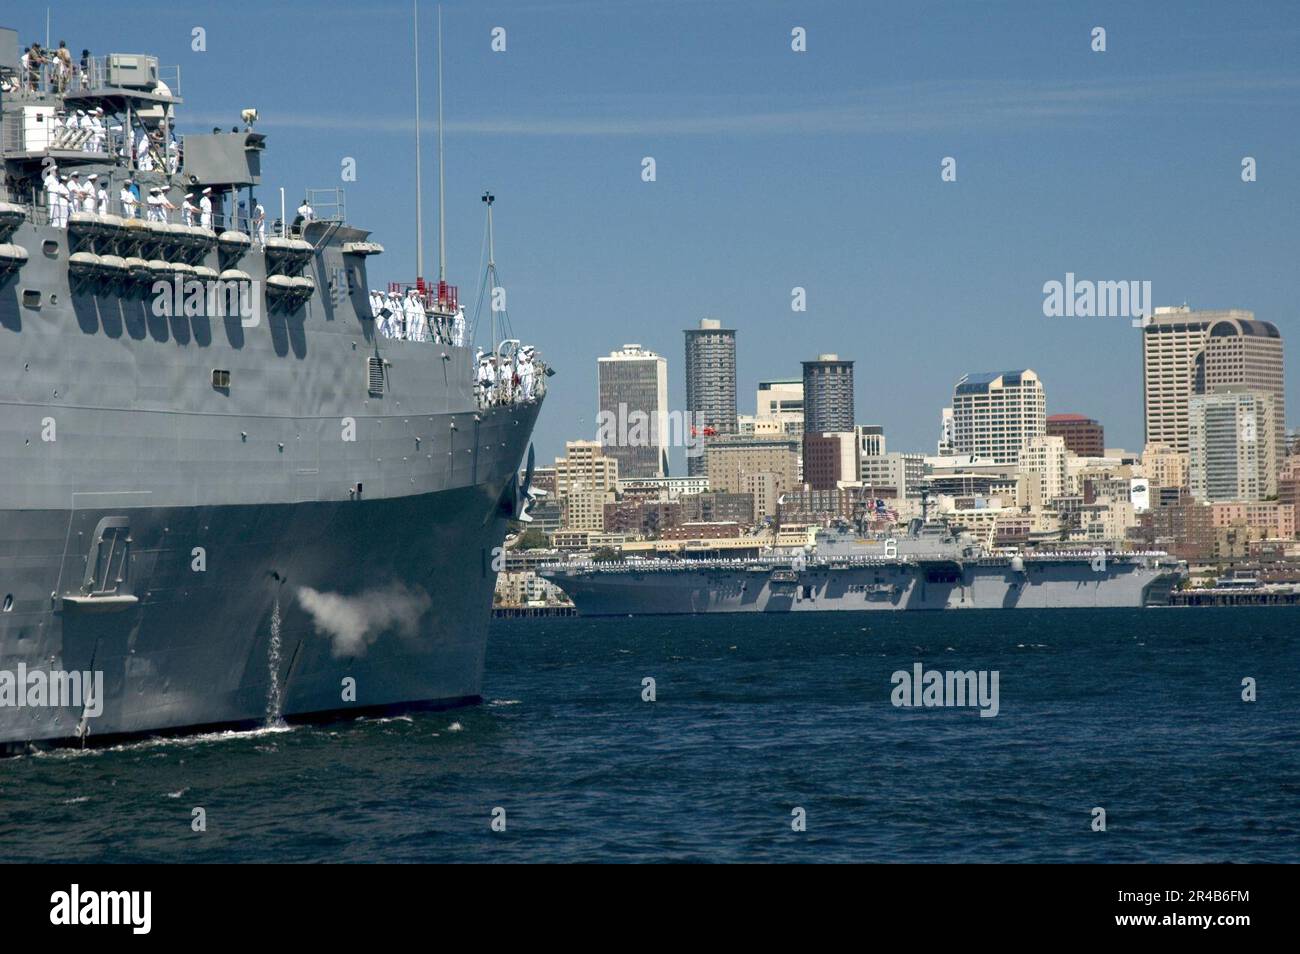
[437,3,447,283]
[482,191,496,348]
[413,0,424,282]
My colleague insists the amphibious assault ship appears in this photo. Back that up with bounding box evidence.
[0,29,545,748]
[541,519,1184,615]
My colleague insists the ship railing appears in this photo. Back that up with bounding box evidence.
[78,56,182,98]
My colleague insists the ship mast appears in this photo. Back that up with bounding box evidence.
[413,0,424,281]
[482,190,496,349]
[437,3,447,283]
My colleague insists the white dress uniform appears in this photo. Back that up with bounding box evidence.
[82,177,97,213]
[477,359,495,405]
[199,193,213,229]
[519,353,536,401]
[66,177,84,213]
[136,131,153,170]
[43,170,61,227]
[120,187,138,219]
[253,204,266,247]
[451,308,466,348]
[56,178,71,225]
[386,294,405,338]
[97,185,108,212]
[403,293,428,342]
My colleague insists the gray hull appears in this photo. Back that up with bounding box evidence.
[1,212,543,747]
[542,558,1181,615]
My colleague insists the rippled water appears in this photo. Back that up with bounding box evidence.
[2,607,1297,862]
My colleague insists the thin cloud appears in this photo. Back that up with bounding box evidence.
[182,71,1300,138]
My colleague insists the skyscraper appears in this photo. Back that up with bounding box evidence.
[950,370,1046,465]
[801,355,855,433]
[683,318,737,476]
[1188,388,1278,502]
[1142,306,1284,466]
[1046,414,1105,458]
[597,344,669,479]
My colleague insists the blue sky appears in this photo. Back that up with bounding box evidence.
[13,1,1300,467]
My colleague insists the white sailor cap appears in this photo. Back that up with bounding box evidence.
[69,171,80,177]
[87,173,98,180]
[76,108,86,116]
[202,186,212,194]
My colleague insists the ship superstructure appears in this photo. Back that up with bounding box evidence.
[0,29,546,748]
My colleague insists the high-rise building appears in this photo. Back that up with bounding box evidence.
[803,431,857,490]
[554,440,620,531]
[859,451,925,498]
[1142,307,1284,465]
[703,436,800,506]
[1141,442,1188,490]
[1017,435,1069,505]
[1046,414,1105,458]
[801,355,855,433]
[683,319,738,476]
[597,344,669,479]
[1188,388,1278,502]
[950,369,1046,464]
[756,378,805,436]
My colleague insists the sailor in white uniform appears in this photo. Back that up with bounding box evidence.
[386,292,406,338]
[96,178,108,214]
[451,307,466,348]
[82,173,99,213]
[403,291,428,342]
[199,187,213,229]
[518,346,536,401]
[43,165,61,227]
[253,202,266,247]
[87,107,105,152]
[66,172,85,213]
[120,183,139,219]
[476,354,495,406]
[181,193,198,226]
[136,130,153,170]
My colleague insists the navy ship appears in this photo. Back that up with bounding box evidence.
[0,27,545,749]
[541,519,1184,615]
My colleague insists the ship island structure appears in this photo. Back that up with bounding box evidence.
[0,31,547,749]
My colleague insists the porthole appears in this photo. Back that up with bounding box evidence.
[42,240,57,257]
[21,289,40,308]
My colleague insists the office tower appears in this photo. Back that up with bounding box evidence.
[683,319,738,476]
[803,431,857,490]
[597,344,669,479]
[859,452,925,499]
[554,440,620,531]
[1141,442,1188,490]
[1046,414,1105,458]
[1017,435,1069,504]
[801,355,855,433]
[950,369,1046,464]
[1142,306,1284,464]
[1188,388,1277,502]
[703,436,800,504]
